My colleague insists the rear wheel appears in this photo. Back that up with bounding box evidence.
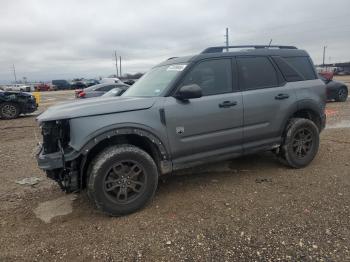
[335,86,348,102]
[0,102,20,119]
[87,145,158,216]
[279,118,319,168]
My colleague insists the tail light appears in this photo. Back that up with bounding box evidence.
[78,91,86,98]
[75,89,83,97]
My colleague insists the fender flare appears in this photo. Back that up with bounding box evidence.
[79,127,170,161]
[280,99,324,135]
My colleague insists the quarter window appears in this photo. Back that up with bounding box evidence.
[98,85,115,92]
[237,57,278,90]
[283,57,316,80]
[180,59,233,96]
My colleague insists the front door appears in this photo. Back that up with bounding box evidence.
[164,58,243,164]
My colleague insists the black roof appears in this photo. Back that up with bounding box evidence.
[157,45,310,67]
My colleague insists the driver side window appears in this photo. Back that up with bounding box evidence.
[181,59,233,96]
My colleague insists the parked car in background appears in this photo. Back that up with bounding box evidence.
[35,83,51,91]
[122,79,136,85]
[4,84,32,92]
[52,80,71,90]
[0,90,37,119]
[319,74,348,102]
[85,79,100,87]
[71,80,87,90]
[101,85,129,97]
[100,77,123,84]
[75,83,129,98]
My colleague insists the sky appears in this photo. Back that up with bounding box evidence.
[1,0,350,83]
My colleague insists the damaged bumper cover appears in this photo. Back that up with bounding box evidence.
[36,145,80,170]
[36,145,81,192]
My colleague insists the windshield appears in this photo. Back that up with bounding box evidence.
[122,64,187,97]
[102,87,123,97]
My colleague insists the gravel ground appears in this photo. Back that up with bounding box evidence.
[0,81,350,261]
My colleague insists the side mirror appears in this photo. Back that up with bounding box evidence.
[174,84,202,100]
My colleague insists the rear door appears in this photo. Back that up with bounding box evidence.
[164,58,243,163]
[237,56,297,152]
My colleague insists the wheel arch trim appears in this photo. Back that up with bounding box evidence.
[79,126,170,161]
[280,99,325,134]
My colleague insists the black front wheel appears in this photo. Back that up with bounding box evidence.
[335,86,348,102]
[87,145,158,216]
[280,118,320,168]
[0,102,20,119]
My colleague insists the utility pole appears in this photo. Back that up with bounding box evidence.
[114,51,119,77]
[119,56,122,78]
[225,27,229,51]
[322,46,327,67]
[268,39,273,47]
[12,64,17,83]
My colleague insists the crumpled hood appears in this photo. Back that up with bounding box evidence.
[37,96,156,122]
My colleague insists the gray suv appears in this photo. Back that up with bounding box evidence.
[37,45,326,216]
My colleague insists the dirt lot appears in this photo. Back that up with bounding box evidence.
[1,78,350,261]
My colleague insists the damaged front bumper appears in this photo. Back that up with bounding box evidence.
[36,145,80,171]
[36,144,80,170]
[36,120,81,192]
[36,145,81,192]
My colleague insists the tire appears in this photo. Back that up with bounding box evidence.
[87,145,158,216]
[280,118,319,168]
[0,102,20,119]
[335,86,348,102]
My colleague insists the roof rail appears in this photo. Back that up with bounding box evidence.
[167,57,178,60]
[201,45,298,54]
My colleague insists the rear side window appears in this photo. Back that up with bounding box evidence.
[272,56,304,82]
[180,59,233,96]
[283,57,316,80]
[237,57,278,90]
[98,85,115,91]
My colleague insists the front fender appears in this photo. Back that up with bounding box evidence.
[78,125,170,160]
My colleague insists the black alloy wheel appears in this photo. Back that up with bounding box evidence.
[88,145,158,216]
[291,128,313,159]
[336,87,348,102]
[103,160,146,204]
[0,102,20,119]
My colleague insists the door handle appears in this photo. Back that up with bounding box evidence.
[275,93,290,100]
[219,101,237,108]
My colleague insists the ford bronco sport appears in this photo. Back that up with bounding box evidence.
[37,45,326,216]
